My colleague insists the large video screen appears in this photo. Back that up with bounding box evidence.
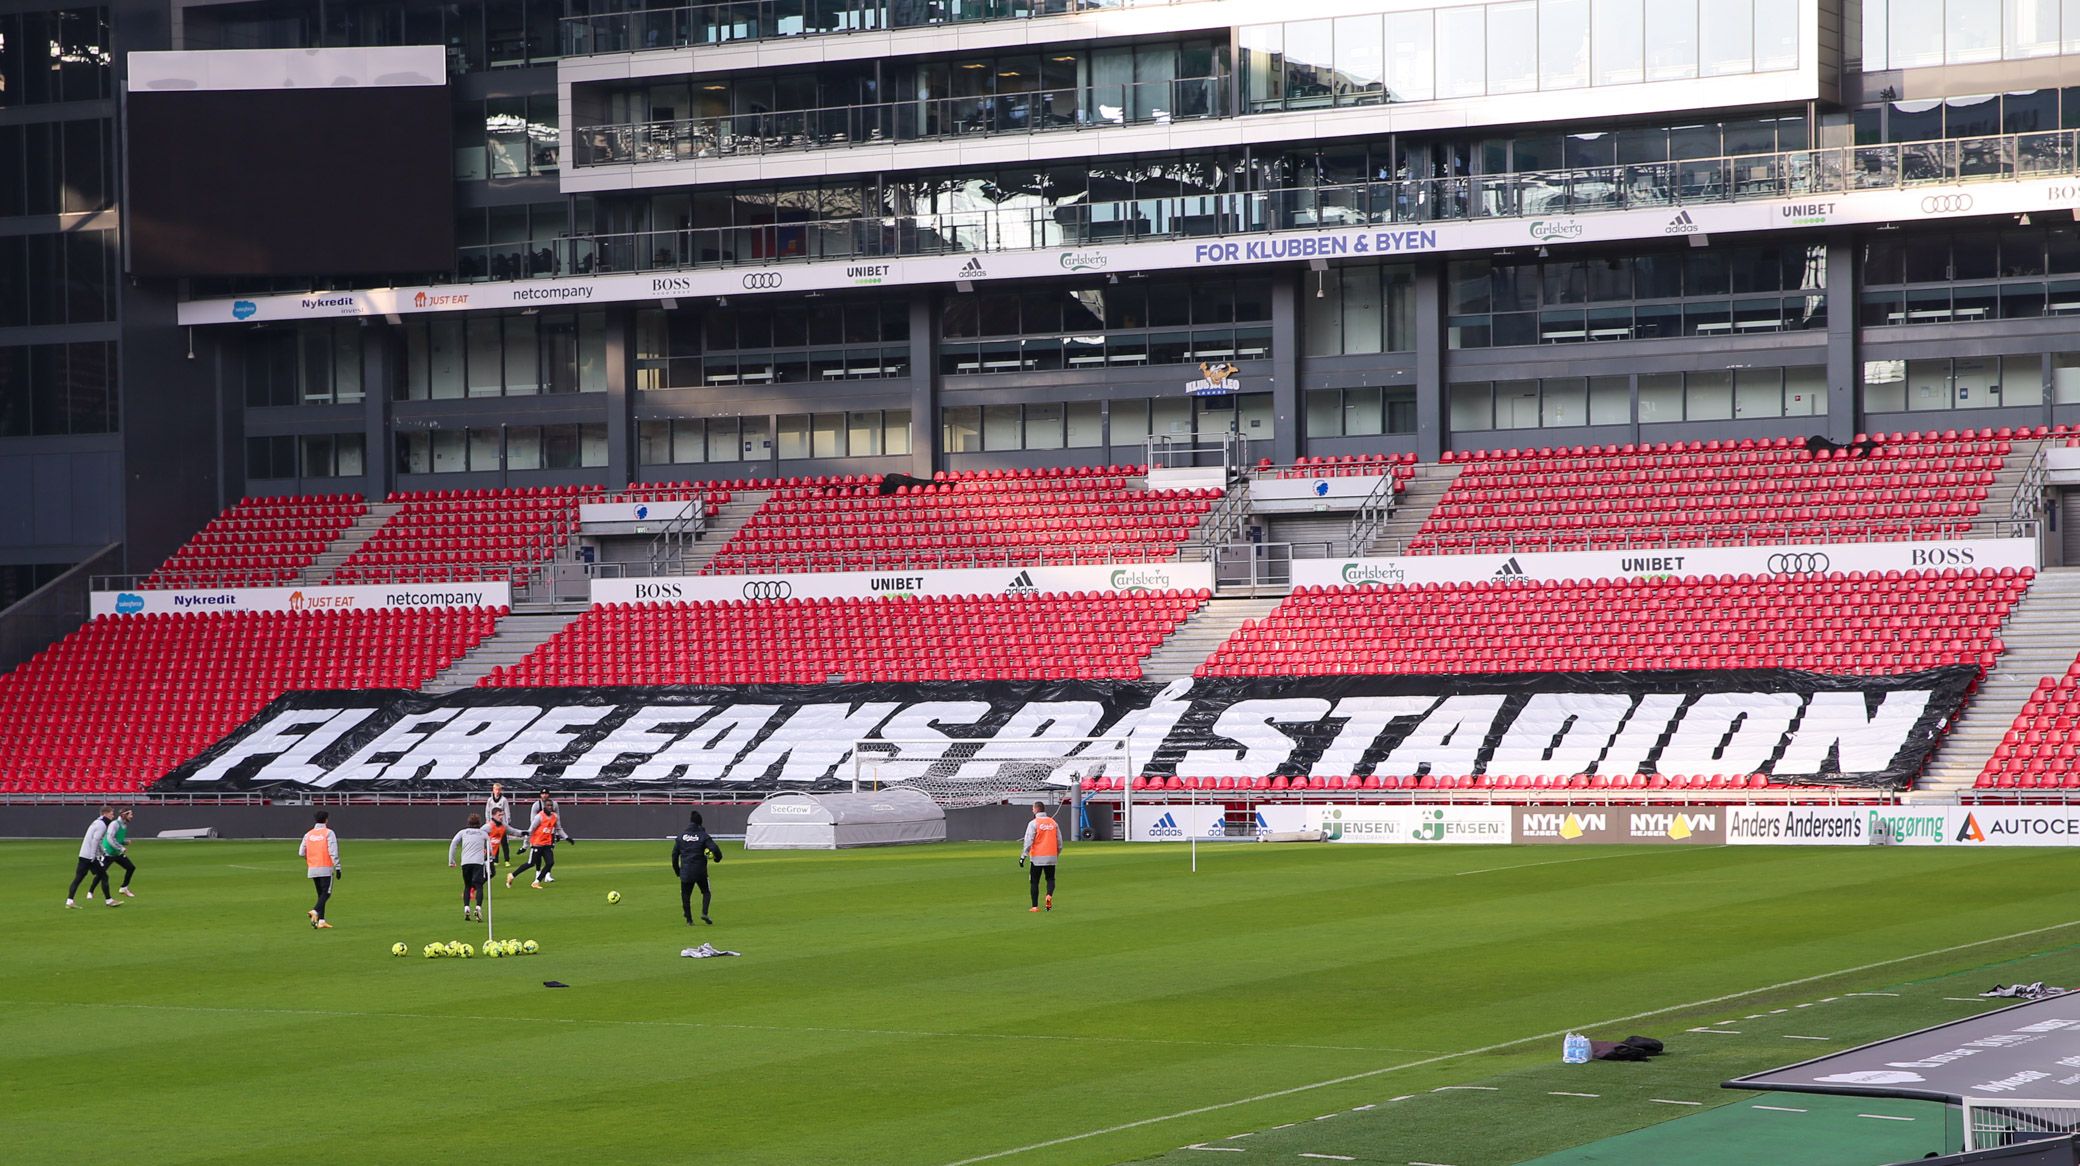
[127,82,453,277]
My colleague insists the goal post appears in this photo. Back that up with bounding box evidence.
[1961,1097,2080,1150]
[850,736,1137,811]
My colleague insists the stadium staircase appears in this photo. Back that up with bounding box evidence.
[1264,513,1356,555]
[1915,566,2080,798]
[666,489,770,575]
[1138,597,1285,682]
[1362,463,1462,554]
[308,501,400,583]
[420,612,585,694]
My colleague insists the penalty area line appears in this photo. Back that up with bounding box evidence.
[933,916,2080,1166]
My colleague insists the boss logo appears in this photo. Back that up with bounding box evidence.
[1910,547,1975,566]
[742,580,793,599]
[631,582,683,600]
[741,272,783,289]
[1920,194,1974,214]
[1767,552,1831,574]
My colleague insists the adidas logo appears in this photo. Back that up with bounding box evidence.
[1147,811,1184,838]
[1493,557,1526,579]
[1006,570,1037,594]
[1665,209,1701,235]
[958,257,986,278]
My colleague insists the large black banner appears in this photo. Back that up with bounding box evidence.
[154,669,1976,794]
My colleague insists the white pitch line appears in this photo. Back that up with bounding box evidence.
[1432,1086,1498,1092]
[1351,1105,1375,1112]
[1186,1146,1245,1153]
[1847,992,1901,997]
[933,916,2080,1166]
[1548,1092,1599,1098]
[1299,1155,1356,1161]
[1388,1096,1416,1103]
[1689,1028,1742,1035]
[1858,1114,1916,1122]
[1946,997,1989,1002]
[1410,1161,1460,1166]
[1650,1099,1703,1107]
[1783,1035,1832,1041]
[1227,1133,1256,1140]
[1313,1114,1337,1121]
[1752,1105,1807,1113]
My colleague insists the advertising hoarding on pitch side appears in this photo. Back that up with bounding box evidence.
[1297,539,2035,590]
[90,582,512,617]
[592,562,1215,604]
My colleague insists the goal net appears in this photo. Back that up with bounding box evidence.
[850,736,1136,809]
[1962,1097,2080,1150]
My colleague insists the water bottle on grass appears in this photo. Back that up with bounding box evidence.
[1562,1033,1590,1064]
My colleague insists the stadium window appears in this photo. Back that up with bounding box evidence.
[0,339,114,435]
[2004,355,2046,406]
[1732,367,1783,418]
[776,414,810,460]
[506,426,542,470]
[431,429,468,473]
[301,433,365,478]
[1907,358,1953,410]
[1449,382,1494,431]
[1110,399,1149,446]
[1784,366,1826,416]
[1589,376,1630,424]
[982,404,1022,451]
[637,420,670,465]
[1862,359,1908,412]
[1305,389,1343,437]
[885,410,914,456]
[579,423,608,467]
[941,406,982,453]
[1638,372,1683,422]
[542,424,580,469]
[811,412,844,458]
[245,435,295,480]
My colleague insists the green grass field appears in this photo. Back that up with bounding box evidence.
[11,838,2080,1166]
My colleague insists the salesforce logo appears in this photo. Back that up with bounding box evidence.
[114,592,145,614]
[232,300,258,321]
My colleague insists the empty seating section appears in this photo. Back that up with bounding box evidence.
[332,486,601,585]
[1266,452,1417,492]
[1976,658,2080,791]
[706,467,1215,574]
[0,608,499,794]
[1201,569,2025,677]
[145,495,364,589]
[617,482,733,509]
[482,591,1209,687]
[1414,433,2009,554]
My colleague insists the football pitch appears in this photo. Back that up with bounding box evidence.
[11,837,2080,1166]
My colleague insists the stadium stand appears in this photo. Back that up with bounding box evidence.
[143,494,365,589]
[1412,432,2009,554]
[702,466,1217,574]
[1199,570,2025,678]
[480,590,1210,686]
[0,607,501,794]
[330,486,601,585]
[1264,452,1418,488]
[1975,658,2080,791]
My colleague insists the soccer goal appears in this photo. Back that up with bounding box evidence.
[1962,1097,2080,1150]
[849,736,1136,809]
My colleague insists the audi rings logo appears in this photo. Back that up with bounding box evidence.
[742,580,794,599]
[1767,552,1832,575]
[1920,194,1974,214]
[741,272,783,289]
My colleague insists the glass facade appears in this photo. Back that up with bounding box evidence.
[0,8,110,107]
[1242,0,1797,111]
[244,324,365,408]
[399,311,609,399]
[398,423,610,474]
[1448,243,1826,348]
[1863,356,2046,411]
[1305,386,1421,436]
[1861,224,2080,326]
[635,298,909,388]
[1305,264,1418,356]
[1863,0,2080,69]
[0,341,117,436]
[940,277,1270,375]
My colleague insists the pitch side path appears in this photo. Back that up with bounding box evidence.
[8,840,2080,1165]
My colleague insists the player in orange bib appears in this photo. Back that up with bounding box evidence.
[297,810,341,928]
[1018,801,1063,913]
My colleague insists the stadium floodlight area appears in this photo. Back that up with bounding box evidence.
[1964,1098,2080,1151]
[851,737,1134,808]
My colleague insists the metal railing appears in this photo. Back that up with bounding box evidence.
[690,544,1192,576]
[1332,516,2041,562]
[562,0,1212,56]
[1345,475,1400,557]
[574,77,1223,167]
[2011,441,2052,525]
[488,127,2080,284]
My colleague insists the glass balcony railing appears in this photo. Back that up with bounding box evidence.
[563,0,1211,56]
[470,129,2080,283]
[573,77,1225,166]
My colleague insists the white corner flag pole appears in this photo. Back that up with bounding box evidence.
[483,854,496,946]
[1190,782,1198,874]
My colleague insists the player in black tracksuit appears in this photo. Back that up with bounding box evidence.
[671,811,723,926]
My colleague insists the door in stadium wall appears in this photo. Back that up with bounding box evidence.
[2063,491,2080,565]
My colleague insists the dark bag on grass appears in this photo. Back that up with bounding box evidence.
[1621,1036,1665,1055]
[1590,1040,1649,1061]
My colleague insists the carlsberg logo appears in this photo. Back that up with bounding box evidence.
[1340,562,1405,586]
[1110,568,1172,593]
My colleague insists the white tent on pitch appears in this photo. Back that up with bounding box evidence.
[744,789,947,850]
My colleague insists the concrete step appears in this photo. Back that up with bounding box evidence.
[420,613,582,694]
[658,490,771,576]
[1366,465,1461,556]
[1917,566,2080,791]
[309,502,400,583]
[1138,596,1285,682]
